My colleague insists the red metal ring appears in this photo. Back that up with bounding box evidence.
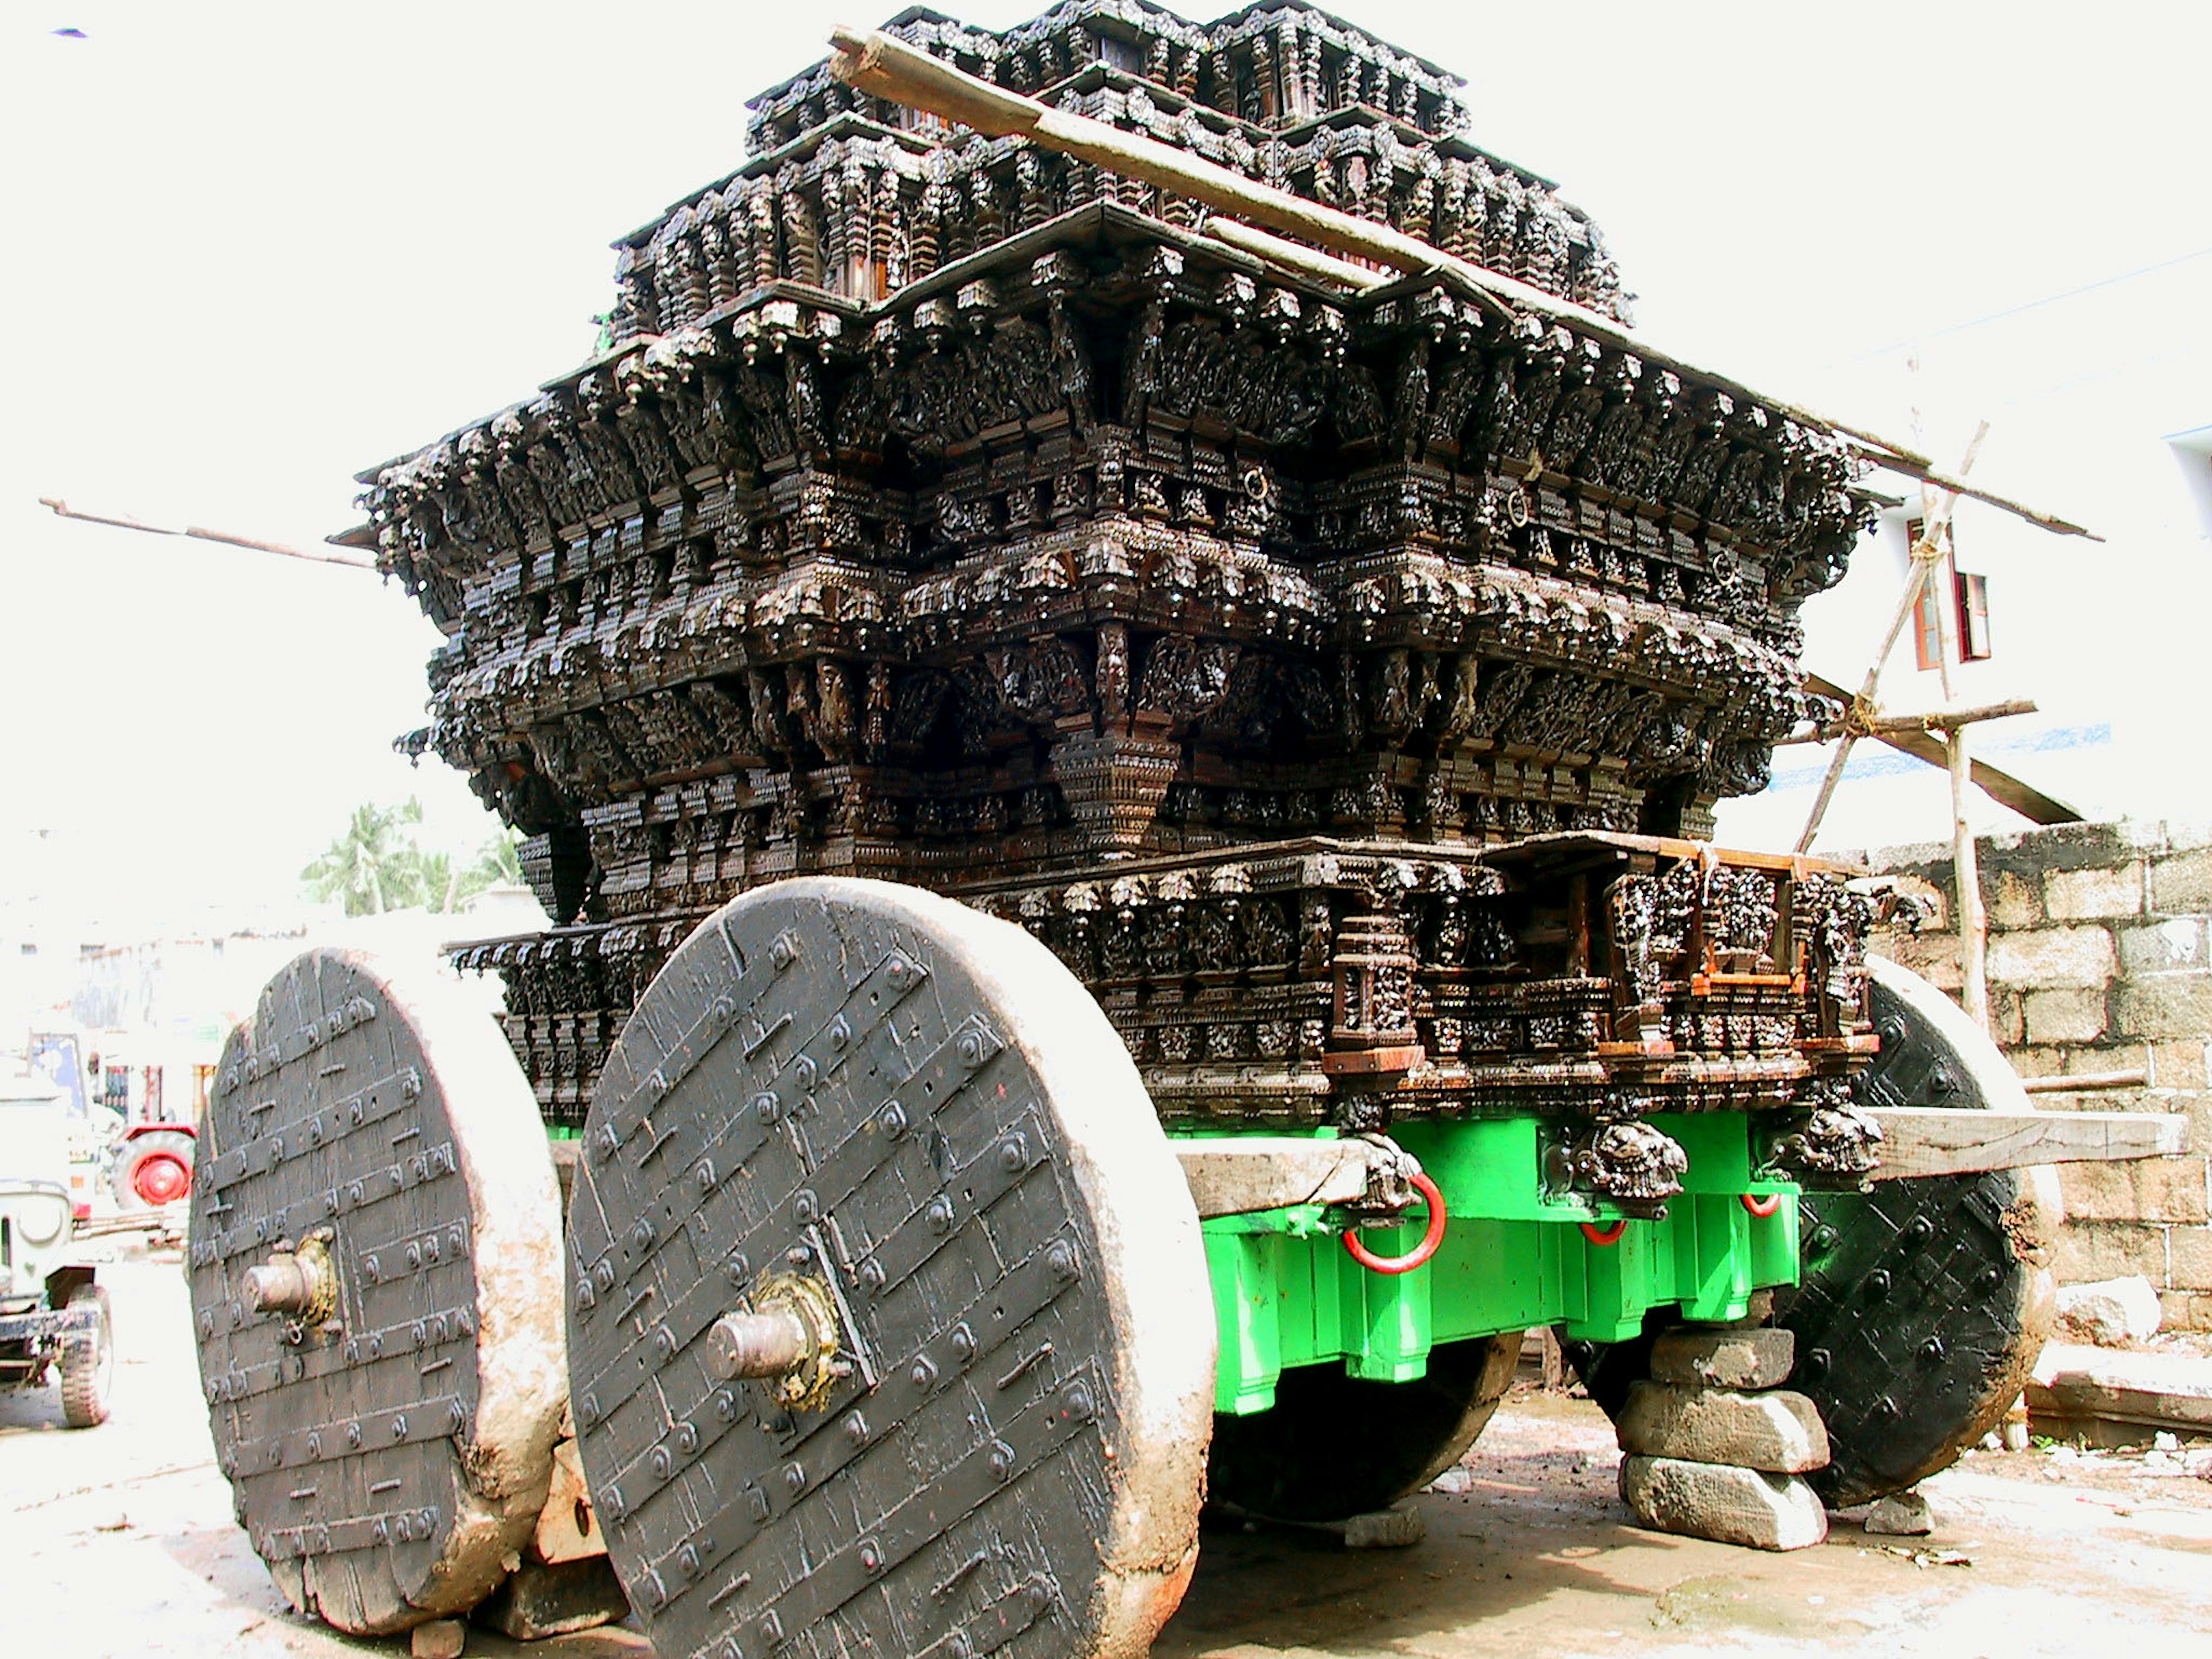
[1343,1172,1448,1275]
[1579,1219,1629,1247]
[1741,1191,1783,1218]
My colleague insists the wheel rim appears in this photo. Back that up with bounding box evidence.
[133,1152,192,1206]
[1207,1333,1522,1523]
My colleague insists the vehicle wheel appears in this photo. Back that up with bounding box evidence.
[190,948,567,1635]
[567,878,1215,1659]
[1564,959,2059,1510]
[1777,956,2059,1507]
[1207,1332,1524,1524]
[60,1283,115,1429]
[112,1130,196,1210]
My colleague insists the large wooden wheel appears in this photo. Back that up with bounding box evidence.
[1567,958,2058,1509]
[188,949,566,1634]
[1207,1334,1524,1524]
[565,877,1215,1659]
[1778,956,2060,1506]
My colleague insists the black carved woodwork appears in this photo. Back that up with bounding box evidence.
[362,2,1879,1203]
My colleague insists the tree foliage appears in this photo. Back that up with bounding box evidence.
[300,800,524,915]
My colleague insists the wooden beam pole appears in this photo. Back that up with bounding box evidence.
[2020,1069,2150,1094]
[39,496,377,571]
[1778,696,2040,744]
[825,28,2097,541]
[1863,1107,2184,1181]
[1801,673,2083,824]
[1174,1137,1380,1217]
[1202,217,1389,291]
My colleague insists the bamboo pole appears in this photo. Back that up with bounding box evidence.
[1794,422,1988,853]
[1792,546,1944,851]
[1915,457,1995,1032]
[1804,671,2084,825]
[1870,696,2035,735]
[825,27,2098,542]
[1777,696,2038,743]
[38,497,377,571]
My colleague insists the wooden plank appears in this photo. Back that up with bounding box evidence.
[531,1430,609,1564]
[1804,672,2085,825]
[1175,1138,1373,1217]
[1864,1107,2184,1180]
[2028,1342,2212,1444]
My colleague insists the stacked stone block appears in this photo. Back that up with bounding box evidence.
[1616,1325,1831,1550]
[1861,820,2212,1331]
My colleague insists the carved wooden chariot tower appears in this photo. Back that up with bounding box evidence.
[187,7,2101,1656]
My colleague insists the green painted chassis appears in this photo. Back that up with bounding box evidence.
[542,1111,1797,1419]
[1191,1115,1797,1416]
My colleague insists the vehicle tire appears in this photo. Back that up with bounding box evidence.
[1563,959,2059,1509]
[1207,1333,1525,1524]
[60,1283,115,1429]
[111,1130,195,1210]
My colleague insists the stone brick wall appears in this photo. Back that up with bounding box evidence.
[1854,821,2212,1331]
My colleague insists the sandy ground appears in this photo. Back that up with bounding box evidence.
[6,1256,2211,1659]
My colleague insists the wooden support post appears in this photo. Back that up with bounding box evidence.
[1949,725,1990,1029]
[1918,444,1992,1033]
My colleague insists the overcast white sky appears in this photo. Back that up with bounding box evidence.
[3,2,2207,934]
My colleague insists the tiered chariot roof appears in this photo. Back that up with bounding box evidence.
[358,0,1873,945]
[607,1,1628,344]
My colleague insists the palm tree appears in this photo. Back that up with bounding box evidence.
[301,808,525,915]
[469,831,523,890]
[300,800,423,915]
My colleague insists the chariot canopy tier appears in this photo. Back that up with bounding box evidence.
[361,1,1885,1127]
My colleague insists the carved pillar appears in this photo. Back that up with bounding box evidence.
[1048,724,1181,859]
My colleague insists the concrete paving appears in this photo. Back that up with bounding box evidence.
[6,1255,2211,1659]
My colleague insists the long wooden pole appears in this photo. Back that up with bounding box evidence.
[1918,463,1994,1032]
[1793,422,1988,853]
[826,28,2097,543]
[38,497,377,571]
[1802,672,2083,826]
[1202,217,1388,292]
[1778,696,2038,742]
[1875,696,2029,736]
